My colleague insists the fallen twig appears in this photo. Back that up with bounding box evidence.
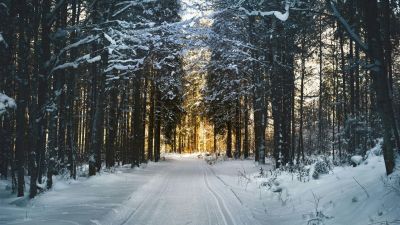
[353,176,370,198]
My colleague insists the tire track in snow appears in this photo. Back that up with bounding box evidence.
[205,165,262,225]
[197,163,220,225]
[202,180,213,225]
[118,164,173,225]
[202,165,236,225]
[206,165,243,205]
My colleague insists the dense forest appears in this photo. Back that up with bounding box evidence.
[0,0,399,203]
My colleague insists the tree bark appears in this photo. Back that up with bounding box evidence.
[362,0,397,175]
[226,120,232,158]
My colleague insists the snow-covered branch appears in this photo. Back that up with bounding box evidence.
[62,35,100,53]
[238,1,291,21]
[0,33,8,48]
[51,54,101,73]
[105,57,145,73]
[0,93,16,116]
[329,0,368,52]
[112,0,157,17]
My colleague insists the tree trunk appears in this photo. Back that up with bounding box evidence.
[297,38,306,164]
[362,0,397,175]
[132,73,142,167]
[141,78,148,162]
[89,51,107,176]
[15,0,30,196]
[148,79,155,161]
[226,120,232,158]
[243,96,249,159]
[106,86,118,168]
[318,14,324,154]
[235,99,241,159]
[154,89,161,162]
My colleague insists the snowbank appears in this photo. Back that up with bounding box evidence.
[210,150,400,225]
[0,163,168,224]
[351,155,363,165]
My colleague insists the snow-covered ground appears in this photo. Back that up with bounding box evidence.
[211,155,400,225]
[0,152,399,225]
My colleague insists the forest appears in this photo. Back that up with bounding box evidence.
[0,0,400,224]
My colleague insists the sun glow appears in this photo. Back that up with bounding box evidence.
[164,0,218,154]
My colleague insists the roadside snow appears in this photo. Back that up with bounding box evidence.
[211,154,400,225]
[0,163,166,225]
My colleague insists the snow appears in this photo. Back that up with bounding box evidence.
[0,93,16,116]
[351,155,363,165]
[180,0,214,21]
[105,58,145,73]
[87,56,102,64]
[104,33,116,45]
[0,33,7,47]
[52,54,102,73]
[62,35,100,53]
[0,164,162,225]
[239,2,290,22]
[1,150,399,225]
[210,154,400,225]
[112,0,157,18]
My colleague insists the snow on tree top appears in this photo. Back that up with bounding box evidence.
[0,93,16,116]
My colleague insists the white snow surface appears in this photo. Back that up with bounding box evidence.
[351,155,363,165]
[0,153,399,225]
[239,2,290,21]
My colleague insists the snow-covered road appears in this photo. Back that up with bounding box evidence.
[1,157,260,225]
[102,157,260,225]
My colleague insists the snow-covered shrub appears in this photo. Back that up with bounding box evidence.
[237,168,251,189]
[256,167,268,178]
[258,169,282,191]
[305,192,333,225]
[312,158,332,179]
[341,115,374,157]
[284,163,311,182]
[275,156,333,181]
[297,165,311,182]
[205,154,217,165]
[366,138,383,157]
[350,155,363,166]
[271,185,282,193]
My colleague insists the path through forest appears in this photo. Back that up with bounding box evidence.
[1,156,263,225]
[99,157,262,225]
[2,152,399,225]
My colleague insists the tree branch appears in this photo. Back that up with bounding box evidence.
[328,0,368,52]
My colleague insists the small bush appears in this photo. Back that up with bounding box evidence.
[312,159,331,180]
[297,165,311,182]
